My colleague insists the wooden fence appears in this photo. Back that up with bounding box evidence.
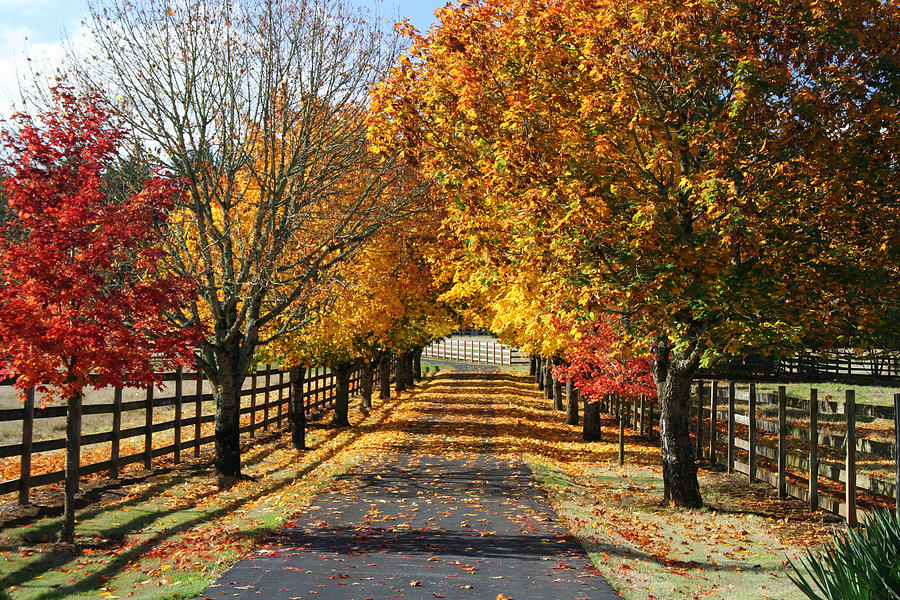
[598,382,900,524]
[701,352,900,384]
[423,338,515,366]
[0,365,362,505]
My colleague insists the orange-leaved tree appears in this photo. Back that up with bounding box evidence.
[81,0,413,477]
[368,0,900,506]
[261,186,453,443]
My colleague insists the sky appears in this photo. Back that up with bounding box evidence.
[0,0,450,116]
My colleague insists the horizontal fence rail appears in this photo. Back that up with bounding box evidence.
[701,352,900,384]
[0,364,364,504]
[589,381,900,525]
[422,338,517,366]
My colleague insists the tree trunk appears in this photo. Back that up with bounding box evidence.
[378,352,392,399]
[566,379,579,426]
[529,356,536,377]
[395,351,408,393]
[359,359,374,412]
[405,351,416,388]
[583,399,602,442]
[332,361,353,427]
[289,367,306,450]
[536,356,544,389]
[60,390,82,544]
[413,347,423,381]
[543,362,553,400]
[654,340,703,508]
[213,365,244,478]
[552,359,564,411]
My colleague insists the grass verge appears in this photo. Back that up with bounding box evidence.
[0,390,407,600]
[476,375,842,600]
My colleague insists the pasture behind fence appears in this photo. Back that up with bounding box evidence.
[597,382,900,524]
[702,352,900,384]
[0,365,363,504]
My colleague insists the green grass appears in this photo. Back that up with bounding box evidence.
[0,393,403,599]
[755,382,899,406]
[526,456,838,600]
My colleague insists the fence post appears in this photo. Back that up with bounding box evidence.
[250,369,257,436]
[278,370,285,427]
[19,387,35,505]
[639,394,646,437]
[110,386,122,479]
[618,395,625,466]
[194,370,203,457]
[709,381,719,466]
[894,393,899,520]
[290,367,306,450]
[174,367,183,465]
[777,385,787,498]
[846,390,857,527]
[809,388,818,511]
[695,381,704,459]
[308,367,314,407]
[727,382,735,474]
[264,366,271,431]
[749,382,757,483]
[330,368,336,406]
[144,385,154,470]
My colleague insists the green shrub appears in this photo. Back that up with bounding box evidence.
[789,509,900,600]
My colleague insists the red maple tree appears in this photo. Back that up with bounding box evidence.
[0,87,196,542]
[553,318,656,402]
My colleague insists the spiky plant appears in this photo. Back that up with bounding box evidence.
[789,509,900,600]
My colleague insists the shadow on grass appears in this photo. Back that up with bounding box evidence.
[0,391,408,599]
[6,428,289,545]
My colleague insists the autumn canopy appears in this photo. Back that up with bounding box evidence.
[367,0,900,506]
[0,0,896,523]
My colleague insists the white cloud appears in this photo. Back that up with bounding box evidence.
[0,0,91,119]
[0,22,93,119]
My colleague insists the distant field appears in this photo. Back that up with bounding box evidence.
[0,380,214,448]
[755,381,900,406]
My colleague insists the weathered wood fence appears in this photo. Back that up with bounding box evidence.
[423,338,515,366]
[0,365,362,504]
[701,352,900,384]
[596,383,900,524]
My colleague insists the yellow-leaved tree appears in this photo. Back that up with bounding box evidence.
[81,0,412,477]
[368,0,900,506]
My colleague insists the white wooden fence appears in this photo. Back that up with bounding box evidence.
[423,339,515,366]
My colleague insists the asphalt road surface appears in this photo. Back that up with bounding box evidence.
[198,372,619,600]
